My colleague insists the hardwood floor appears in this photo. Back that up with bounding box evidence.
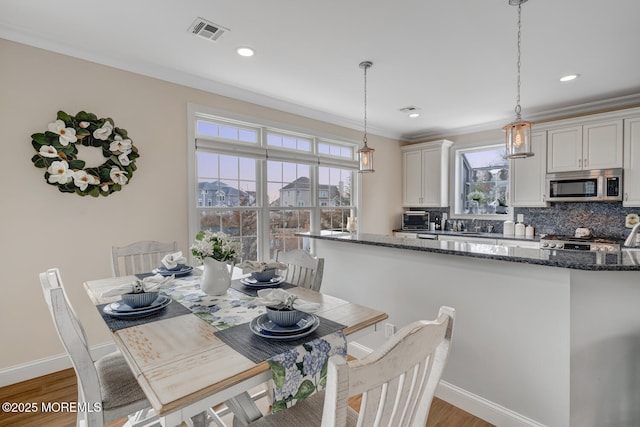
[0,369,494,426]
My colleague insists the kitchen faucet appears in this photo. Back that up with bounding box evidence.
[624,222,640,247]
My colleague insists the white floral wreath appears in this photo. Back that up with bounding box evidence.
[31,111,139,197]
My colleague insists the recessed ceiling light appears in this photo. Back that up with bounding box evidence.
[408,113,420,118]
[237,47,255,57]
[560,74,580,82]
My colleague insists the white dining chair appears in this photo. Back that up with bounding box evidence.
[274,249,324,291]
[39,268,159,427]
[111,240,177,276]
[247,306,455,427]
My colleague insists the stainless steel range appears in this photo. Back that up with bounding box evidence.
[539,235,620,252]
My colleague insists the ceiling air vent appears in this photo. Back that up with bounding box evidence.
[399,106,420,113]
[188,17,229,42]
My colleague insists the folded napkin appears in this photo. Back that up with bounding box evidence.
[161,251,186,270]
[253,288,320,312]
[237,260,288,274]
[100,274,174,297]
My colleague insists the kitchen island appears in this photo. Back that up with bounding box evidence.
[302,231,640,427]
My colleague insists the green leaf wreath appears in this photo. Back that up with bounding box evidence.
[30,110,139,197]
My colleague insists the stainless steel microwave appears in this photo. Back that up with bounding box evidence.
[402,211,430,230]
[546,168,622,202]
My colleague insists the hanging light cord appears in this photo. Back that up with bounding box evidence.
[514,2,523,121]
[363,63,369,146]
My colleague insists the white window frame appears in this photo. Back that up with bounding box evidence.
[453,141,514,221]
[187,103,360,260]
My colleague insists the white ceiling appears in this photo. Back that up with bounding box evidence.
[2,0,640,142]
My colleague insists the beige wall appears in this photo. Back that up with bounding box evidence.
[0,39,401,373]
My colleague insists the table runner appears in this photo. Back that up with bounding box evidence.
[96,277,349,412]
[268,330,347,412]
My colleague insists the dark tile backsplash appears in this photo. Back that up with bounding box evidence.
[417,203,638,240]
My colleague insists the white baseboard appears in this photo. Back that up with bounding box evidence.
[347,341,374,359]
[348,340,545,427]
[436,381,546,427]
[0,342,116,388]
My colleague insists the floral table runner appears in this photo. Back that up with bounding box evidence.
[164,276,347,411]
[268,330,347,412]
[99,275,348,411]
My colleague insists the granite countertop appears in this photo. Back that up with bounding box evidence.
[301,231,640,271]
[393,229,540,242]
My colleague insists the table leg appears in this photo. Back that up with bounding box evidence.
[225,392,264,426]
[189,411,208,427]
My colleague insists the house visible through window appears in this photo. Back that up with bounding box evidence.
[455,144,510,217]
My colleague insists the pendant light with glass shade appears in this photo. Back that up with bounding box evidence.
[504,0,534,159]
[358,61,375,172]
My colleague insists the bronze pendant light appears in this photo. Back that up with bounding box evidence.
[504,0,534,159]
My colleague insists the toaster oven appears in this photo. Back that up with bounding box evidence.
[402,211,430,230]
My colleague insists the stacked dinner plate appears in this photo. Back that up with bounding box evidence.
[249,312,319,341]
[154,265,193,277]
[240,275,285,289]
[103,295,172,319]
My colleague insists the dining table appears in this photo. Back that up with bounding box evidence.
[83,269,387,427]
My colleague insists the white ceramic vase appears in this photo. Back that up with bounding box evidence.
[200,258,233,295]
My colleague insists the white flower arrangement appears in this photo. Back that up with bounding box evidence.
[190,230,241,263]
[31,110,139,197]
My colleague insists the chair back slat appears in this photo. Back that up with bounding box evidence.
[275,249,324,291]
[111,240,177,276]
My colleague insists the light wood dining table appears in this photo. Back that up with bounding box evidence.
[84,273,387,427]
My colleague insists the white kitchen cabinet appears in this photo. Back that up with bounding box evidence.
[623,115,640,206]
[547,120,622,172]
[496,238,540,249]
[393,231,418,239]
[511,131,548,207]
[401,140,453,207]
[438,235,498,244]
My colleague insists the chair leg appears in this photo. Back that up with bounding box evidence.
[125,408,160,427]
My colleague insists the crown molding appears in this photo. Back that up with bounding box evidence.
[403,93,640,142]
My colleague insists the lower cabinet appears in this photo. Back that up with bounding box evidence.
[393,232,418,239]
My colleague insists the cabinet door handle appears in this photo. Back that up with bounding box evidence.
[584,158,588,167]
[578,158,582,167]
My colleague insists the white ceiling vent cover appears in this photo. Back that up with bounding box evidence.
[188,17,229,42]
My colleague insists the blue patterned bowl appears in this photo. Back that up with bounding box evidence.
[251,268,277,282]
[266,306,304,327]
[121,291,159,308]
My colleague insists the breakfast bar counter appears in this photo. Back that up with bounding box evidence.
[300,231,640,427]
[300,231,640,271]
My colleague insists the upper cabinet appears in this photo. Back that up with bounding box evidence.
[547,119,623,172]
[401,140,453,207]
[623,116,640,206]
[511,131,548,207]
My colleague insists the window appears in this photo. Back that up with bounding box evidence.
[189,107,359,261]
[454,144,510,217]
